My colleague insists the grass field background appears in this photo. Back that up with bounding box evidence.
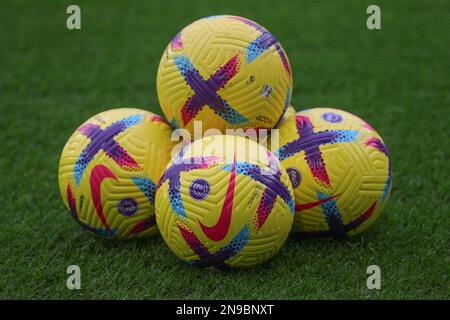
[0,0,448,299]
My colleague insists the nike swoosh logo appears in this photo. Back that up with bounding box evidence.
[295,194,340,212]
[200,156,236,242]
[90,164,118,234]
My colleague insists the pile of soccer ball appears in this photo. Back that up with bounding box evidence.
[58,15,392,269]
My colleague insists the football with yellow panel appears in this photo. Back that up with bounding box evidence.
[157,15,293,134]
[58,108,176,239]
[156,135,294,268]
[274,108,392,238]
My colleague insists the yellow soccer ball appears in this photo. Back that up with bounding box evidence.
[274,108,392,238]
[58,108,176,239]
[156,135,294,268]
[157,15,293,135]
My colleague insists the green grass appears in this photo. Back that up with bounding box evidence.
[0,0,448,299]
